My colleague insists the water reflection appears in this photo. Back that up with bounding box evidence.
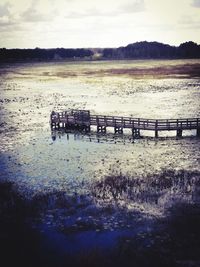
[51,128,135,144]
[51,127,199,145]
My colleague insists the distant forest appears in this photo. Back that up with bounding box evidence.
[1,41,200,62]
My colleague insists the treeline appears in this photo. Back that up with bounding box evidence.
[0,47,94,62]
[103,41,200,59]
[0,41,200,62]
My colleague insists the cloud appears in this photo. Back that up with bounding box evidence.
[21,0,55,22]
[1,0,200,48]
[0,2,16,30]
[120,0,145,13]
[0,20,13,28]
[66,8,103,19]
[65,0,145,19]
[0,2,11,17]
[178,15,200,29]
[22,8,48,22]
[192,0,200,7]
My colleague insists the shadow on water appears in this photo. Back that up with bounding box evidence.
[51,128,199,145]
[1,168,200,267]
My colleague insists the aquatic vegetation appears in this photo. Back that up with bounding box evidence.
[91,169,200,210]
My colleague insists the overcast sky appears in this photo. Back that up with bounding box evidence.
[0,0,200,48]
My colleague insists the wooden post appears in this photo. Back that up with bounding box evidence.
[115,127,123,134]
[155,120,158,138]
[85,125,91,133]
[104,116,106,126]
[197,128,200,137]
[102,126,106,133]
[167,119,169,129]
[132,128,140,138]
[177,129,182,137]
[97,125,106,133]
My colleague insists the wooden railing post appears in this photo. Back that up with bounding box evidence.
[197,119,200,137]
[155,120,158,138]
[167,119,169,129]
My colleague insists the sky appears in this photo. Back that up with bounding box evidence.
[0,0,200,48]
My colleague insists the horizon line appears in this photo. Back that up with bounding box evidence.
[1,40,200,50]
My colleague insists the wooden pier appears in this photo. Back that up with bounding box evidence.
[50,110,200,138]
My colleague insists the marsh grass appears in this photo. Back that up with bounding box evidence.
[91,169,200,208]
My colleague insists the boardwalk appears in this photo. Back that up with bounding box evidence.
[50,110,200,138]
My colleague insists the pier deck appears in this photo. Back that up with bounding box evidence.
[50,110,200,138]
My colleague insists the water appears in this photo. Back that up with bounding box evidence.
[0,59,200,210]
[1,59,200,263]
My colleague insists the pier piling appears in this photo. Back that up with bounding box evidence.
[177,129,183,137]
